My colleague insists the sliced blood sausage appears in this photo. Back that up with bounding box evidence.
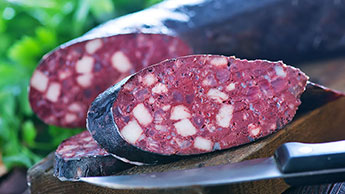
[87,55,309,165]
[54,130,132,180]
[29,34,191,128]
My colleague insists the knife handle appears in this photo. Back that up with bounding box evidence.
[275,140,345,173]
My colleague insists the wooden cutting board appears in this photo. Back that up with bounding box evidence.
[27,58,345,194]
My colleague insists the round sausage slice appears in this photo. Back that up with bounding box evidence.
[29,34,191,128]
[87,55,309,165]
[54,130,132,180]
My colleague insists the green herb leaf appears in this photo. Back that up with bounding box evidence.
[22,120,37,147]
[8,36,41,68]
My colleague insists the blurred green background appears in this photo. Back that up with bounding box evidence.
[0,0,162,171]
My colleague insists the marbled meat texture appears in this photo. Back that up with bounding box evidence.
[54,131,132,180]
[29,34,191,128]
[112,55,308,155]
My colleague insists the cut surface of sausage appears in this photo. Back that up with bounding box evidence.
[87,55,308,164]
[54,131,132,180]
[29,34,191,128]
[112,55,308,155]
[55,130,108,158]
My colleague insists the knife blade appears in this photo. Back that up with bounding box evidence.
[81,140,345,189]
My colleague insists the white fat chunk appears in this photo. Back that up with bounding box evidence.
[175,60,183,68]
[121,120,143,144]
[155,125,167,131]
[61,145,78,152]
[132,103,153,126]
[65,113,77,123]
[154,113,164,123]
[68,103,83,112]
[152,83,168,94]
[85,39,102,54]
[207,88,229,103]
[226,83,236,91]
[59,71,71,80]
[64,153,74,157]
[270,123,276,130]
[83,143,95,148]
[111,51,133,73]
[76,56,94,74]
[148,97,155,104]
[77,74,93,88]
[162,105,171,111]
[274,65,286,77]
[46,82,61,103]
[83,136,93,142]
[202,79,211,86]
[31,71,49,92]
[210,56,228,67]
[143,73,157,86]
[216,104,234,128]
[123,83,134,91]
[174,119,197,137]
[170,105,191,120]
[248,123,261,136]
[194,136,212,151]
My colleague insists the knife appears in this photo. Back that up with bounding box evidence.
[81,140,345,189]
